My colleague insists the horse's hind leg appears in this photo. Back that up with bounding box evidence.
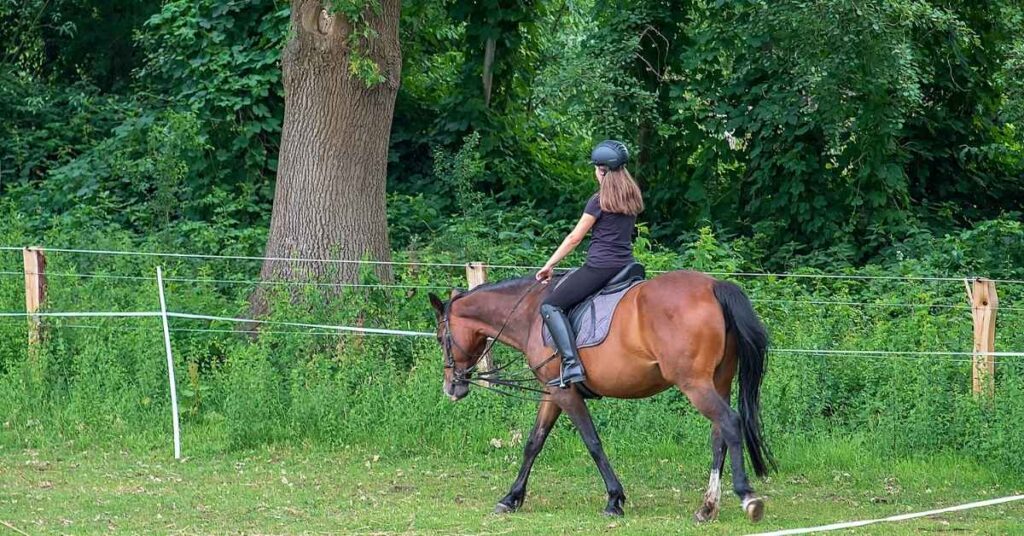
[695,356,735,522]
[694,422,726,522]
[495,400,561,514]
[679,381,764,523]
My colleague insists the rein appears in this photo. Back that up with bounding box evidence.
[442,280,552,398]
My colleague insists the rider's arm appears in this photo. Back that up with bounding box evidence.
[542,213,596,271]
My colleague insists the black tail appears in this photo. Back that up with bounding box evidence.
[713,280,776,477]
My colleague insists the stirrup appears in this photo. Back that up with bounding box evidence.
[548,375,586,389]
[546,359,585,388]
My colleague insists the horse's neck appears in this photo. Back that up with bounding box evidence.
[460,284,539,352]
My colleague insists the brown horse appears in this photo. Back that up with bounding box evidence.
[428,269,774,523]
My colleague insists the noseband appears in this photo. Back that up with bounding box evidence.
[441,311,467,380]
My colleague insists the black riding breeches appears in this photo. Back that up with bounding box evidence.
[542,264,623,312]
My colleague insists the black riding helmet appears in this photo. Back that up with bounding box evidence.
[589,140,629,171]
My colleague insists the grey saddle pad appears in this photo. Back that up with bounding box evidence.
[542,278,645,350]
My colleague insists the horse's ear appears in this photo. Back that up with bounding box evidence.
[428,293,445,315]
[449,288,463,300]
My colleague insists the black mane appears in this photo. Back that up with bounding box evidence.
[466,275,537,295]
[447,271,566,305]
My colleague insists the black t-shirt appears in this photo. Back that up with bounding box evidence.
[583,194,636,269]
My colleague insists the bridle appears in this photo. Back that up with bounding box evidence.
[441,280,541,383]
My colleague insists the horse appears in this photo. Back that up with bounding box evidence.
[428,269,775,523]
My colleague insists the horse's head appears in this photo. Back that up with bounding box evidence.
[430,290,487,402]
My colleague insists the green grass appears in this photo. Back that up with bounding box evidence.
[2,435,1021,535]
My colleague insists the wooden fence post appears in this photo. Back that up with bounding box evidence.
[23,247,47,350]
[968,278,997,398]
[466,262,493,383]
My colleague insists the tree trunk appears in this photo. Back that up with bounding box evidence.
[483,36,496,107]
[252,0,401,316]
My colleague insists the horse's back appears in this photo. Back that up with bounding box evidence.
[580,269,728,397]
[646,269,719,293]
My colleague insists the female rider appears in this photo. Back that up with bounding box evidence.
[535,140,644,387]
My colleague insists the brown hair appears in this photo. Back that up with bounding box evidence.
[599,166,644,215]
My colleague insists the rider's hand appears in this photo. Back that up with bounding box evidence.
[536,265,554,283]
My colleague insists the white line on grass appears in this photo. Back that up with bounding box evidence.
[747,494,1024,535]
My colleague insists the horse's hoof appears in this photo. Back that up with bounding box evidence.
[494,502,514,515]
[603,495,625,517]
[743,497,765,523]
[694,505,719,523]
[603,506,624,517]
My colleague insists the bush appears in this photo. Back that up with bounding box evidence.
[1,219,1023,475]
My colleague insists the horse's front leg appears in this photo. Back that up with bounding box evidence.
[495,400,562,513]
[557,388,627,516]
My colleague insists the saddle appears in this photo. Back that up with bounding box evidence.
[542,262,646,350]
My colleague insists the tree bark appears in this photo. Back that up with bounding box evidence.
[252,0,401,316]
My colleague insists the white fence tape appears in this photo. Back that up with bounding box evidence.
[5,244,1024,284]
[166,312,434,337]
[5,311,1024,357]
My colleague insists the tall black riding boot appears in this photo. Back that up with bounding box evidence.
[540,304,585,388]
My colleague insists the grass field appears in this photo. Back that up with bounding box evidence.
[2,434,1021,535]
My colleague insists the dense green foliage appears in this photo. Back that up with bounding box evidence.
[2,0,1024,489]
[6,0,1020,259]
[593,0,1024,257]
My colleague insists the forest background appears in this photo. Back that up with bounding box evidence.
[2,1,1024,532]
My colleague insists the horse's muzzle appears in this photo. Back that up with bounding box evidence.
[443,379,470,401]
